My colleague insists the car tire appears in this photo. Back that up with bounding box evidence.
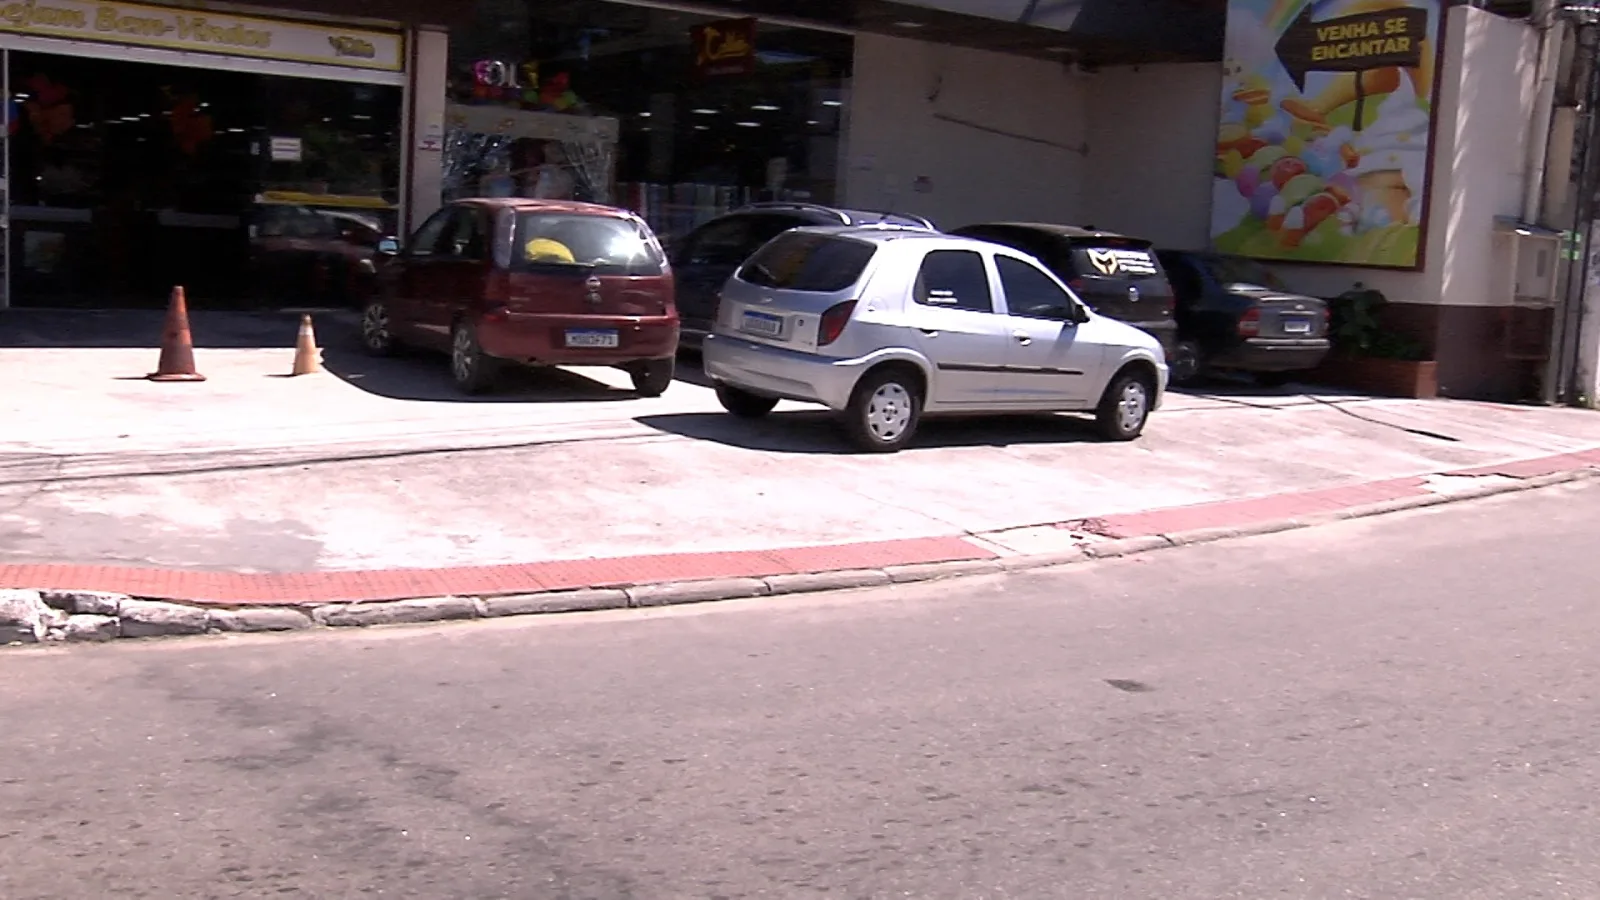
[1168,341,1203,386]
[361,299,398,356]
[1096,369,1154,442]
[450,321,499,395]
[842,367,922,453]
[716,384,779,419]
[630,358,675,397]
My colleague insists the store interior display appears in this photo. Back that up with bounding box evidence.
[447,0,851,244]
[1,51,400,308]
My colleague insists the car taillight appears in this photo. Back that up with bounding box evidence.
[1068,278,1085,295]
[818,300,858,347]
[1320,307,1331,331]
[1238,307,1261,337]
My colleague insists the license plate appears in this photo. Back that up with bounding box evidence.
[564,329,619,348]
[740,310,784,338]
[1282,316,1312,334]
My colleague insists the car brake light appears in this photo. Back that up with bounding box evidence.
[1320,307,1331,330]
[1238,307,1261,337]
[818,300,858,347]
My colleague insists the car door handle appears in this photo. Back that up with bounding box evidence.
[919,328,939,337]
[1012,331,1032,345]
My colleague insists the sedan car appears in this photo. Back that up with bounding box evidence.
[949,223,1180,363]
[701,226,1169,452]
[361,198,679,396]
[1154,249,1330,385]
[669,202,936,348]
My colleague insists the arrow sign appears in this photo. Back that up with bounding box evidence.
[1275,5,1428,92]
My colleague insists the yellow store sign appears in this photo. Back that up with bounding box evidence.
[0,0,404,71]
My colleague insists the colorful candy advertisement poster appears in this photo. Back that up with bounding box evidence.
[1211,0,1442,269]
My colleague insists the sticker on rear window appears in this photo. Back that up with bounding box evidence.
[1084,248,1158,277]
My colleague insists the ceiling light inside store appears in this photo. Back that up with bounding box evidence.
[821,99,842,107]
[806,119,819,126]
[751,104,779,111]
[691,108,718,115]
[735,121,759,128]
[694,124,710,131]
[639,111,652,118]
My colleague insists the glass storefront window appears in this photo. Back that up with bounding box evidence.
[445,1,852,243]
[5,51,401,308]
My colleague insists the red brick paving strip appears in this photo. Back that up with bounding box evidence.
[0,536,994,606]
[2,449,1597,606]
[1095,477,1429,538]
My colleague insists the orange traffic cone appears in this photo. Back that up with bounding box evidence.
[148,286,205,382]
[289,314,321,376]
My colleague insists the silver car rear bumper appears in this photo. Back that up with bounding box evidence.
[702,334,870,411]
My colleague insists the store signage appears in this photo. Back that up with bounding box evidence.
[690,17,756,78]
[0,0,404,71]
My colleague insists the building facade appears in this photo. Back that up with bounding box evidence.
[0,0,1574,407]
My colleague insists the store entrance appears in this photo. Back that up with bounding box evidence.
[5,51,402,310]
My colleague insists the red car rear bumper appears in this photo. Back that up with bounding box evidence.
[477,314,679,364]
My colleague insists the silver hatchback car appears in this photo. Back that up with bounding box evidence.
[701,226,1169,452]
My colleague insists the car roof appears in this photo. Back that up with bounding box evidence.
[958,222,1150,243]
[453,197,638,219]
[792,225,993,247]
[729,202,936,230]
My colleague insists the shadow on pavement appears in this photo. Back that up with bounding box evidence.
[321,337,634,404]
[635,410,1099,454]
[0,308,350,349]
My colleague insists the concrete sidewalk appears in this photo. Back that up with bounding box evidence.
[4,309,1600,574]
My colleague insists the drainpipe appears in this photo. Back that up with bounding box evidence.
[1526,0,1564,226]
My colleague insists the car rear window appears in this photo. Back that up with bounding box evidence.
[737,232,876,293]
[512,213,665,276]
[1068,241,1164,281]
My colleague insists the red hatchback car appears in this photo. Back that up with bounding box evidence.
[361,198,679,396]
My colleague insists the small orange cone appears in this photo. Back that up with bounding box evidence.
[290,313,321,376]
[148,286,205,382]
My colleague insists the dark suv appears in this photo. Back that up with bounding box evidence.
[668,202,936,349]
[950,223,1180,363]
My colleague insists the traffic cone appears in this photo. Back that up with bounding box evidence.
[290,314,321,376]
[147,286,205,382]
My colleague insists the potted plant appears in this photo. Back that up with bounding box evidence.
[1311,285,1439,398]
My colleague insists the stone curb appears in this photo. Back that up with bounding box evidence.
[3,467,1594,648]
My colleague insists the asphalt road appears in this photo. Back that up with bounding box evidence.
[4,481,1600,899]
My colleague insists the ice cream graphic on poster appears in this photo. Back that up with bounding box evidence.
[1211,0,1439,268]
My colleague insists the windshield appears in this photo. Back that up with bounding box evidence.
[512,213,665,276]
[738,232,877,293]
[1203,255,1287,291]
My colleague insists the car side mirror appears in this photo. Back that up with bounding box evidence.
[377,237,401,256]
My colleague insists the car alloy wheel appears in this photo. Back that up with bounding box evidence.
[843,367,923,453]
[1168,341,1202,385]
[1096,370,1153,442]
[450,322,497,395]
[1116,380,1148,433]
[361,301,392,355]
[867,383,913,441]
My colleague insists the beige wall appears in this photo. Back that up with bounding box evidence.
[1270,7,1539,308]
[405,26,450,235]
[1081,63,1221,250]
[840,33,1090,230]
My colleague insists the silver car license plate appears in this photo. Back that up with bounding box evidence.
[565,329,620,348]
[1282,316,1312,334]
[740,310,783,338]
